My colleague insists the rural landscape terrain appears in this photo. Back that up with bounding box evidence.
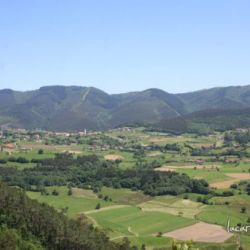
[1,100,250,250]
[1,0,250,248]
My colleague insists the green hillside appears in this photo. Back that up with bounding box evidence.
[154,108,250,134]
[1,85,250,131]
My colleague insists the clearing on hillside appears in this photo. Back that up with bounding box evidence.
[72,188,97,199]
[164,222,232,243]
[104,154,124,161]
[139,198,205,219]
[211,173,250,189]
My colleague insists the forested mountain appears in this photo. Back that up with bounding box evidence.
[177,85,250,112]
[0,85,250,131]
[154,108,250,134]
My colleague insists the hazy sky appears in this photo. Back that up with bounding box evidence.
[0,0,250,94]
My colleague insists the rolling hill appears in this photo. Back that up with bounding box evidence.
[0,85,250,131]
[154,108,250,134]
[177,85,250,112]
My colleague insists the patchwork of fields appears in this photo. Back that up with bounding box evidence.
[26,186,243,249]
[1,128,250,249]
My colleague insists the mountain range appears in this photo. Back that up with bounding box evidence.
[0,85,250,132]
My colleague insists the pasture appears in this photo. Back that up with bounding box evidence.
[139,196,205,219]
[27,186,113,217]
[88,206,194,238]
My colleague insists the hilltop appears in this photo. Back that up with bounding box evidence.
[0,85,250,131]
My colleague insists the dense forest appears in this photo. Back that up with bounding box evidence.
[153,108,250,135]
[0,182,137,250]
[2,85,250,131]
[0,153,209,196]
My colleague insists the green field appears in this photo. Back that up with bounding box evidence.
[139,196,205,218]
[27,186,113,217]
[89,206,194,238]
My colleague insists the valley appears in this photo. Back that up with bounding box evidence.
[1,127,250,249]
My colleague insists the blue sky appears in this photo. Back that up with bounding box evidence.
[0,0,250,94]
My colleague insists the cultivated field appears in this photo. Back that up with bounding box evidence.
[164,222,233,243]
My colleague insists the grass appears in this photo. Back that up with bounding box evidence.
[99,187,151,205]
[89,206,194,238]
[27,186,113,218]
[174,168,231,183]
[127,236,172,250]
[197,203,249,227]
[0,149,55,169]
[139,196,205,219]
[127,236,238,250]
[240,235,250,250]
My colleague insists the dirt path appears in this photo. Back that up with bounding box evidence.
[85,205,129,215]
[110,235,126,241]
[82,87,91,102]
[164,222,233,243]
[128,226,139,237]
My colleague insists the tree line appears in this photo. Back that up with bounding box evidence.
[0,153,209,196]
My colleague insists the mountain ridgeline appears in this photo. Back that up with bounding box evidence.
[1,85,250,132]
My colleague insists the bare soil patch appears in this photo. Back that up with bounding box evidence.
[104,154,124,161]
[164,222,232,243]
[148,152,162,157]
[62,150,82,154]
[226,173,250,179]
[154,167,176,172]
[85,205,129,215]
[72,188,97,199]
[210,180,236,189]
[190,143,213,148]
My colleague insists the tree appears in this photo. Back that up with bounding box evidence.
[240,207,246,213]
[0,183,131,250]
[157,232,162,237]
[38,149,44,155]
[52,189,59,196]
[0,226,17,250]
[95,203,101,210]
[67,187,72,196]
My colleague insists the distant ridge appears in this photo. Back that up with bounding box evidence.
[0,85,250,131]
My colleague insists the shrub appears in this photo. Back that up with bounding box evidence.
[52,189,59,196]
[38,149,44,155]
[95,203,101,210]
